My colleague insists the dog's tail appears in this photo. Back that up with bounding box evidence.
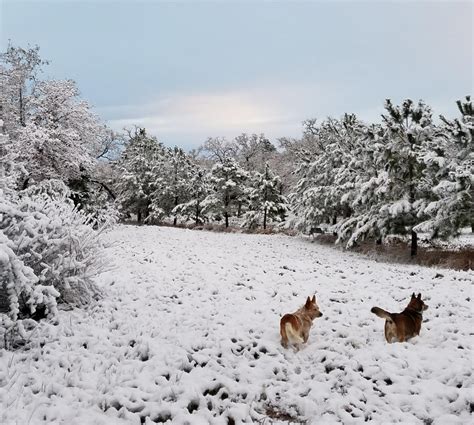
[371,307,393,322]
[285,322,304,344]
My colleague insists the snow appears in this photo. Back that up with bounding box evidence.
[1,225,473,424]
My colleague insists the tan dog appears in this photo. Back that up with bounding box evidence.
[371,293,428,343]
[280,295,323,349]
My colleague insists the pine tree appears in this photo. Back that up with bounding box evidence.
[202,158,249,227]
[115,128,165,222]
[150,146,195,225]
[377,99,435,256]
[289,115,367,233]
[243,163,287,229]
[173,169,210,225]
[415,96,473,238]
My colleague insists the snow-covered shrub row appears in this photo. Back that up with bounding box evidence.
[289,97,473,255]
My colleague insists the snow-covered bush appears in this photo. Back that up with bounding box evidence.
[0,187,60,348]
[0,180,108,313]
[0,227,59,320]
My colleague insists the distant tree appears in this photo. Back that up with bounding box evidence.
[149,146,195,225]
[0,43,48,132]
[115,128,165,222]
[203,158,249,227]
[234,133,277,172]
[201,136,238,163]
[173,169,211,225]
[243,163,287,229]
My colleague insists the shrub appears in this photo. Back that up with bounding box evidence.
[0,180,109,320]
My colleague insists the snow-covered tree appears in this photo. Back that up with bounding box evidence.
[173,169,211,225]
[200,136,238,164]
[415,96,474,238]
[203,158,249,227]
[289,114,367,233]
[150,146,195,225]
[0,43,48,133]
[115,128,165,222]
[375,99,435,256]
[331,100,435,255]
[13,79,105,186]
[234,133,277,173]
[243,163,287,229]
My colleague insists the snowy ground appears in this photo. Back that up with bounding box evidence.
[1,225,473,424]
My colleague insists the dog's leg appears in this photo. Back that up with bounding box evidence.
[280,320,289,348]
[384,320,398,343]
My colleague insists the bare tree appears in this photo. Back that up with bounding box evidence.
[0,42,48,131]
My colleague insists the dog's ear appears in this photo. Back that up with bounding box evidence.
[417,293,421,299]
[311,295,316,303]
[305,296,311,307]
[411,292,416,298]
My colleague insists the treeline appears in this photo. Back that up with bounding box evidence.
[113,99,472,259]
[114,129,286,230]
[288,100,473,256]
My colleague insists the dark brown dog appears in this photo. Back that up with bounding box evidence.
[371,293,428,343]
[280,295,323,349]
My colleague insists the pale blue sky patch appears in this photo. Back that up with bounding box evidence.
[1,0,472,149]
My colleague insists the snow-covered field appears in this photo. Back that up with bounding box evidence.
[1,225,473,424]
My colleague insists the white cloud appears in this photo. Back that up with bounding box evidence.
[102,82,330,145]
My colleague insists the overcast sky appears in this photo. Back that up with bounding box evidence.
[1,0,472,149]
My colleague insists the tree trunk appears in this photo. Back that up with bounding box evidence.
[19,86,25,127]
[263,206,267,230]
[332,214,337,225]
[144,202,150,220]
[90,179,116,200]
[411,230,418,258]
[22,177,30,190]
[237,202,242,218]
[376,237,382,245]
[0,282,9,314]
[344,206,352,218]
[137,210,142,223]
[173,196,179,226]
[195,201,200,225]
[224,192,230,227]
